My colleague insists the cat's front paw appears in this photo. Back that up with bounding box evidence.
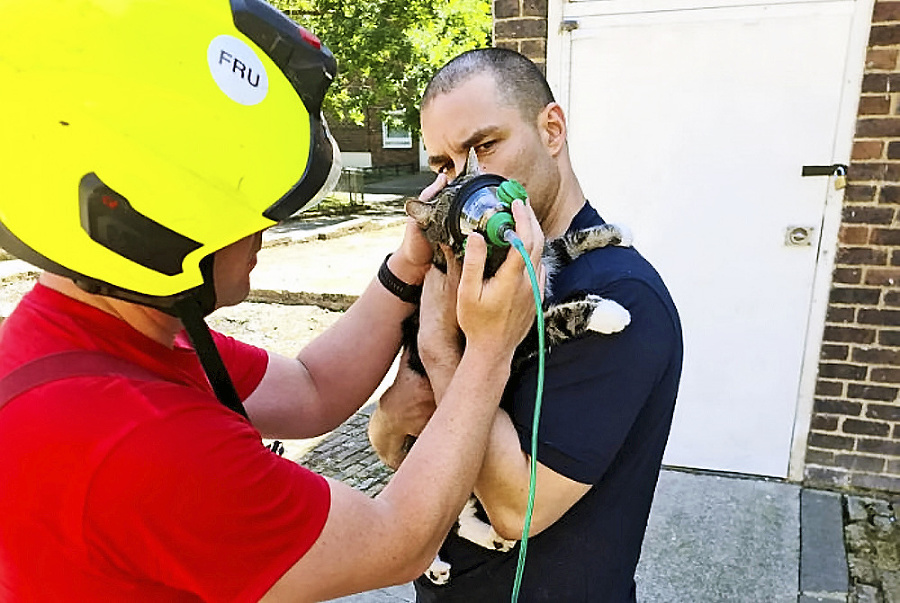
[426,555,451,585]
[588,297,631,334]
[488,527,517,552]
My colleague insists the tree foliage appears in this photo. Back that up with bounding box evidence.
[271,0,491,132]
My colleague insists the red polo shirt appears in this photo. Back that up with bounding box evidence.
[0,284,330,601]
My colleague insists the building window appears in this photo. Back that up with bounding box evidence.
[382,113,412,149]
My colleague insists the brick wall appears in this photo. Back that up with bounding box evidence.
[804,1,900,494]
[494,0,548,73]
[327,109,419,168]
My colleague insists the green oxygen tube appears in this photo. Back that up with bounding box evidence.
[451,175,542,601]
[506,231,544,603]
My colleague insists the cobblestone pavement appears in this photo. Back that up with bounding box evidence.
[844,495,900,602]
[294,403,393,497]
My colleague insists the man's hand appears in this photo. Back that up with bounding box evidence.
[456,199,545,364]
[418,244,463,388]
[368,353,437,470]
[388,173,449,286]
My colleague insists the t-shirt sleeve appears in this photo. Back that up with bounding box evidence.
[506,277,679,484]
[83,383,330,602]
[211,329,269,400]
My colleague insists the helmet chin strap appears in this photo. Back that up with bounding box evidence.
[171,255,249,420]
[172,294,249,420]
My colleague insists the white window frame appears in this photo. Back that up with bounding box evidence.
[381,112,412,149]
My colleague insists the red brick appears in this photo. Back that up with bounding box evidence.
[872,367,900,383]
[850,473,900,492]
[519,39,546,61]
[830,286,882,304]
[805,466,851,489]
[863,73,890,93]
[857,309,900,327]
[835,246,889,265]
[848,161,900,181]
[852,346,900,364]
[809,432,856,450]
[813,415,840,431]
[835,453,886,472]
[843,417,892,436]
[819,363,868,380]
[867,403,900,420]
[874,2,900,23]
[870,24,900,46]
[865,268,900,286]
[807,449,836,464]
[847,383,900,401]
[816,380,845,396]
[888,291,900,306]
[843,206,896,224]
[858,437,900,455]
[493,0,519,19]
[826,306,855,323]
[814,398,863,415]
[494,40,519,52]
[845,184,878,202]
[870,228,900,245]
[860,96,892,116]
[879,185,900,203]
[495,18,547,39]
[881,330,900,347]
[821,344,850,361]
[823,326,876,344]
[833,267,863,284]
[522,0,547,17]
[840,226,870,244]
[867,47,900,70]
[856,118,900,138]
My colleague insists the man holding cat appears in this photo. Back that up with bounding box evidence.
[369,48,683,602]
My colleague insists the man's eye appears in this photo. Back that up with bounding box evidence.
[478,141,496,152]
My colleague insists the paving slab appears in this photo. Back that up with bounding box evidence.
[635,470,800,603]
[800,490,849,600]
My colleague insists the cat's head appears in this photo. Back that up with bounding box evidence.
[405,148,509,275]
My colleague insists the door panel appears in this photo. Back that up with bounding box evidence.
[562,2,855,476]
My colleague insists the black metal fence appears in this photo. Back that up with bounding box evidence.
[333,163,419,203]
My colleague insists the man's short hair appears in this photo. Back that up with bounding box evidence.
[422,48,555,124]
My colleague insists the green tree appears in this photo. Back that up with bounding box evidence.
[272,0,491,132]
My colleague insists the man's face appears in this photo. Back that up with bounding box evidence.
[420,74,559,224]
[212,230,263,309]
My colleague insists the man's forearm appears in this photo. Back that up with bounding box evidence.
[377,347,512,553]
[297,276,417,429]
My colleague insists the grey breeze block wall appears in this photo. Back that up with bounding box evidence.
[497,0,900,495]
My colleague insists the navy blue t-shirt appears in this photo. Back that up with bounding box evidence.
[415,203,683,602]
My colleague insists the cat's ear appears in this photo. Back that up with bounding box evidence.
[464,147,483,176]
[405,197,434,227]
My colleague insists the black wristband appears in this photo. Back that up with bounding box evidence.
[378,254,422,304]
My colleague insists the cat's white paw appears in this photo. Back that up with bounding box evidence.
[457,497,517,552]
[487,527,517,552]
[588,299,631,334]
[426,555,451,585]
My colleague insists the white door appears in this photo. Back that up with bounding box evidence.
[549,0,867,476]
